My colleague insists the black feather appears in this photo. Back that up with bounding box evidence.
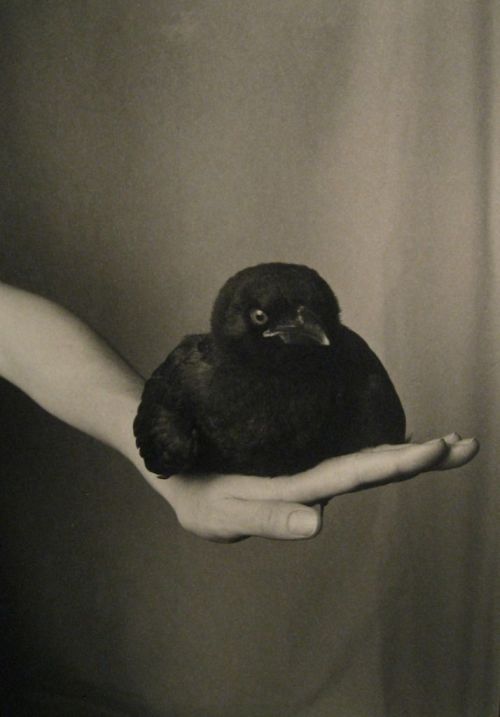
[134,263,405,477]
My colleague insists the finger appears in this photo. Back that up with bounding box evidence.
[434,437,479,469]
[316,435,470,506]
[222,499,322,541]
[360,442,407,453]
[266,439,451,504]
[442,432,462,444]
[361,432,462,454]
[377,436,478,472]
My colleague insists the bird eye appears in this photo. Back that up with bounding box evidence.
[249,308,268,326]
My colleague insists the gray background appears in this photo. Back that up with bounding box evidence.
[1,2,498,716]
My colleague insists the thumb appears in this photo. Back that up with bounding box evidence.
[225,499,323,541]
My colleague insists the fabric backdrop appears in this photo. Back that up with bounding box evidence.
[1,2,498,716]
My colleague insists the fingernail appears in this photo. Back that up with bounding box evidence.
[288,511,318,537]
[443,432,461,443]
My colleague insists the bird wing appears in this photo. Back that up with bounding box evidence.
[133,334,209,477]
[337,326,406,450]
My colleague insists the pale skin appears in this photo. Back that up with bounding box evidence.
[0,281,480,542]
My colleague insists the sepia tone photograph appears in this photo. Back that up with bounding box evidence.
[0,3,498,716]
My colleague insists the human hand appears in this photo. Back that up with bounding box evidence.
[140,433,479,542]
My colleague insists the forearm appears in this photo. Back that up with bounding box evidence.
[0,282,145,468]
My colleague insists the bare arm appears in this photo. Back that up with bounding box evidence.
[0,281,479,542]
[0,282,145,474]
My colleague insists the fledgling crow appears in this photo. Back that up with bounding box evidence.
[133,263,405,477]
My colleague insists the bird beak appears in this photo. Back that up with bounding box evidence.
[262,307,330,346]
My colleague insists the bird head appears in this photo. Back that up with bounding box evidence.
[210,263,341,366]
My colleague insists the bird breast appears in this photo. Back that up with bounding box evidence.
[192,366,341,476]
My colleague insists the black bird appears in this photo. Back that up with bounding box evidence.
[134,263,405,477]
